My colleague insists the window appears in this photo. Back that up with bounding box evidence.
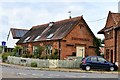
[46,45,52,54]
[98,57,106,62]
[90,57,97,62]
[33,46,39,55]
[23,46,28,54]
[105,30,113,39]
[23,36,31,43]
[34,36,41,41]
[47,34,54,39]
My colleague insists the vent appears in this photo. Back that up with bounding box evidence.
[48,22,54,27]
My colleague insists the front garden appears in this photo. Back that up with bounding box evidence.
[2,45,59,62]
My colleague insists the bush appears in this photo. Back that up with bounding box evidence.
[12,46,22,57]
[31,62,37,67]
[2,52,11,62]
[51,49,59,59]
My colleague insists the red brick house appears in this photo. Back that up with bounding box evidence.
[98,11,120,65]
[17,16,96,59]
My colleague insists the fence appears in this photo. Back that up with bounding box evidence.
[7,56,82,69]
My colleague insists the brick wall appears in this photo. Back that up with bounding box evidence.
[60,20,96,59]
[19,19,96,60]
[117,29,120,69]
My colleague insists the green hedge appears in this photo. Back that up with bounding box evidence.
[2,52,11,62]
[31,62,37,67]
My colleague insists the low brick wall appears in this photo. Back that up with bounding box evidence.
[7,56,82,69]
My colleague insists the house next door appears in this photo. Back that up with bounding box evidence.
[76,46,85,58]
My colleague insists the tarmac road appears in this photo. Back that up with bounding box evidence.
[1,65,119,78]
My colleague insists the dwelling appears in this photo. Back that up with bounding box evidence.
[98,11,120,65]
[7,28,28,48]
[17,16,96,59]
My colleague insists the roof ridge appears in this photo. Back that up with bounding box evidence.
[10,28,29,30]
[55,16,82,24]
[32,16,82,28]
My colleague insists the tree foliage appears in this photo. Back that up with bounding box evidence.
[93,37,102,56]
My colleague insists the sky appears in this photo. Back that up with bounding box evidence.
[0,0,119,47]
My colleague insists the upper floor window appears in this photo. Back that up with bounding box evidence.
[105,30,113,39]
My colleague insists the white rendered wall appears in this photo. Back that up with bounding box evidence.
[6,32,19,48]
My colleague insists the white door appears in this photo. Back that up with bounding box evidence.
[76,46,85,58]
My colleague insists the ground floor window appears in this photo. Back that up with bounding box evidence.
[45,45,52,55]
[23,46,28,54]
[32,45,53,59]
[33,46,43,58]
[33,46,39,54]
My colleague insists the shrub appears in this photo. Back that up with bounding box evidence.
[12,46,23,57]
[31,62,37,67]
[21,54,27,58]
[2,52,11,62]
[51,49,59,59]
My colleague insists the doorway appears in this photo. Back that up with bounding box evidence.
[111,50,113,63]
[76,46,85,58]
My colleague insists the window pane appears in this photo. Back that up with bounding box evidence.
[91,57,97,61]
[98,57,106,62]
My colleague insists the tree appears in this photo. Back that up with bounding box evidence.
[93,37,102,56]
[101,38,105,44]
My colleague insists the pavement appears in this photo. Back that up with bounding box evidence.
[0,62,119,75]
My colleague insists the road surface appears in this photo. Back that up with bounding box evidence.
[1,65,119,78]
